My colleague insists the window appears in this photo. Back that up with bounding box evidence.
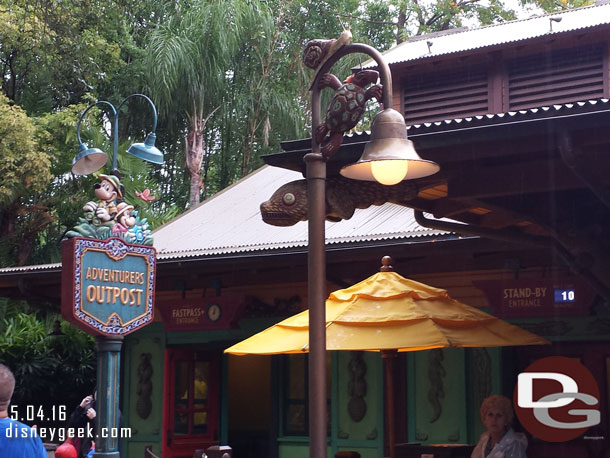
[282,354,331,436]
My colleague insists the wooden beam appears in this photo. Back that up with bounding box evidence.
[446,158,582,200]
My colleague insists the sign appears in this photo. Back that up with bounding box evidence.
[514,356,600,442]
[473,278,594,318]
[157,294,245,331]
[61,237,156,336]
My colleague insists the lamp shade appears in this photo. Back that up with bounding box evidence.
[72,143,108,176]
[340,108,439,184]
[126,133,164,165]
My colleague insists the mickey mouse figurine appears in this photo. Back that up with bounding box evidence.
[83,173,123,224]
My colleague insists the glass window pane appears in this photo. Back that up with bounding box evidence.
[289,355,306,399]
[175,361,190,404]
[287,403,306,434]
[174,361,190,435]
[194,362,209,401]
[192,361,209,434]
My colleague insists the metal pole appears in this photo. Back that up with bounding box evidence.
[93,336,123,458]
[307,71,327,458]
[111,110,119,172]
[305,42,394,458]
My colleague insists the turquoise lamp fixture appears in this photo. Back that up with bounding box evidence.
[72,94,164,175]
[72,142,108,176]
[126,133,163,165]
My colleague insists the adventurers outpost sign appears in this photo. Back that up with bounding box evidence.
[61,173,156,336]
[61,237,156,336]
[60,171,157,458]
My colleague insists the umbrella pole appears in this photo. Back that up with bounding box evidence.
[383,350,398,458]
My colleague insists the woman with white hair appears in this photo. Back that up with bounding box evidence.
[471,394,528,458]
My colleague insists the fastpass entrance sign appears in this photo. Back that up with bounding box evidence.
[61,237,156,336]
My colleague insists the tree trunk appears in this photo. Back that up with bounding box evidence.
[397,8,407,44]
[185,114,205,207]
[184,106,220,207]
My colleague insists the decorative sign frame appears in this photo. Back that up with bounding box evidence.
[61,237,156,336]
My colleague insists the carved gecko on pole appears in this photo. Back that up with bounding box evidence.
[260,177,418,226]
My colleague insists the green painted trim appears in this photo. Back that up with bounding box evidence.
[374,353,384,453]
[456,349,468,445]
[121,339,131,455]
[277,436,311,443]
[122,324,166,454]
[336,439,381,447]
[464,349,474,444]
[165,318,281,345]
[406,353,416,443]
[221,353,228,444]
[127,322,165,338]
[122,337,132,422]
[128,435,161,441]
[507,316,610,342]
[330,352,339,458]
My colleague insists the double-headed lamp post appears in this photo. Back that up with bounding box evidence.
[72,93,164,176]
[305,40,439,458]
[71,94,163,458]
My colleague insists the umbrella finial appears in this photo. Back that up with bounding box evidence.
[380,256,394,272]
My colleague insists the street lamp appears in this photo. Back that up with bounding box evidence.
[304,38,439,458]
[72,94,163,176]
[70,94,163,458]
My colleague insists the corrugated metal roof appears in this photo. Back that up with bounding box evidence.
[362,3,610,67]
[0,262,61,274]
[152,165,450,259]
[0,165,452,275]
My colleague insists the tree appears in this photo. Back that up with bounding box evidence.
[146,0,243,207]
[0,95,53,265]
[0,0,125,111]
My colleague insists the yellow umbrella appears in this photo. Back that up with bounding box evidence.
[225,257,549,457]
[226,261,548,354]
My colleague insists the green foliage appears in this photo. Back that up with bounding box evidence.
[521,0,593,13]
[0,95,52,202]
[0,302,96,429]
[0,0,582,265]
[0,0,126,110]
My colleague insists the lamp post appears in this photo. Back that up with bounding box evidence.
[305,41,439,458]
[72,93,164,176]
[70,94,163,458]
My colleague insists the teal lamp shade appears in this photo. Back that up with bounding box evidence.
[72,143,108,175]
[127,133,164,164]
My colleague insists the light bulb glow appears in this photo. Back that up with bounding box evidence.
[370,160,409,185]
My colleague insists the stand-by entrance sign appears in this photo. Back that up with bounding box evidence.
[62,237,156,336]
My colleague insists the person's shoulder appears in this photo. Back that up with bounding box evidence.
[0,417,36,432]
[0,419,46,455]
[506,428,528,446]
[477,431,489,441]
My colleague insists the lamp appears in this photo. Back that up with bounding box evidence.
[340,108,439,185]
[72,94,163,175]
[127,133,164,164]
[303,39,441,458]
[72,143,109,176]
